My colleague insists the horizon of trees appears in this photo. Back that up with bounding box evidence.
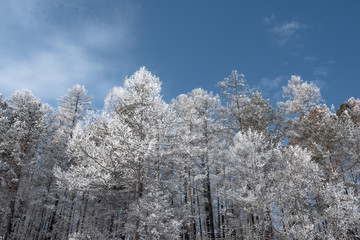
[0,66,360,239]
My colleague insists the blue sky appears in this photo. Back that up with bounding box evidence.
[1,0,359,109]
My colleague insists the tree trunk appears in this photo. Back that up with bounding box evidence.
[217,196,222,239]
[76,193,88,235]
[132,160,142,240]
[203,166,215,239]
[187,170,196,240]
[65,192,76,238]
[47,194,59,240]
[196,193,203,240]
[3,167,21,240]
[3,197,16,240]
[265,208,273,240]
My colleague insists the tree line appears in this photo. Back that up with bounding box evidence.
[0,67,360,239]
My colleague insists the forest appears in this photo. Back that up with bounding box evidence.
[0,67,360,240]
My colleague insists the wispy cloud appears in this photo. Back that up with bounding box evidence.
[263,14,307,46]
[258,76,285,90]
[310,59,335,87]
[270,21,306,46]
[303,56,317,63]
[263,13,275,24]
[0,40,104,98]
[313,79,327,90]
[256,76,287,102]
[314,66,329,78]
[0,0,139,107]
[327,60,336,65]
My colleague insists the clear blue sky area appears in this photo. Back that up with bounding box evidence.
[0,0,359,109]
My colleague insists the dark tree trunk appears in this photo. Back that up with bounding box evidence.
[3,168,21,240]
[3,198,16,240]
[203,167,215,239]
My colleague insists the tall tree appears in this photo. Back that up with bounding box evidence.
[172,88,224,239]
[58,67,180,239]
[1,90,46,240]
[0,94,11,236]
[239,91,284,143]
[58,84,92,132]
[47,84,93,239]
[217,70,251,133]
[278,75,322,117]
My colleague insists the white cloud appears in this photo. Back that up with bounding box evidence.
[313,79,327,90]
[258,76,285,90]
[314,66,329,78]
[0,0,138,107]
[263,14,275,24]
[0,41,103,97]
[265,19,306,46]
[272,22,301,36]
[256,76,287,102]
[303,56,317,63]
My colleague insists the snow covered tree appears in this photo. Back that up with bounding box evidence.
[239,91,284,144]
[286,103,360,185]
[58,67,181,239]
[218,70,252,133]
[278,75,322,117]
[226,130,276,239]
[172,88,225,239]
[320,182,360,239]
[0,94,11,237]
[1,66,360,239]
[226,129,360,239]
[336,97,360,126]
[273,146,324,239]
[104,67,179,239]
[58,84,92,132]
[0,90,47,240]
[34,84,93,240]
